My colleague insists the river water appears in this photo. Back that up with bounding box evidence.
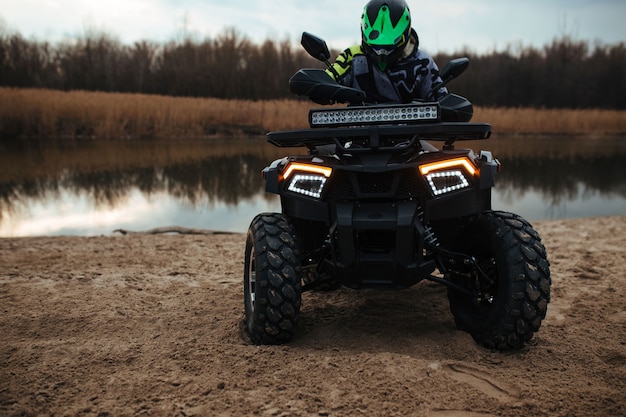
[1,135,625,237]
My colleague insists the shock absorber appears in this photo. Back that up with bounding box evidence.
[417,205,453,276]
[417,206,439,247]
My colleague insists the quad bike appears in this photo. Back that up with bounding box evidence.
[243,33,551,350]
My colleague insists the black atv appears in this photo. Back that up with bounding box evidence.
[243,33,551,350]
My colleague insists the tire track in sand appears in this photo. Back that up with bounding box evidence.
[443,363,522,403]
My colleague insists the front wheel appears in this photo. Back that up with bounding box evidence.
[244,213,302,344]
[446,211,551,349]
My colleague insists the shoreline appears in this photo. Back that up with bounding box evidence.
[2,214,624,239]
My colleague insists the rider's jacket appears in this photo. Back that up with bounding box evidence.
[326,30,448,104]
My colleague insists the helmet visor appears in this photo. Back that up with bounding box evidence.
[369,44,396,56]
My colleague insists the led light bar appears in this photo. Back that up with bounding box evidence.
[309,103,440,127]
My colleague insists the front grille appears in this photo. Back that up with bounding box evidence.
[328,169,422,200]
[397,171,422,198]
[329,171,355,199]
[357,171,395,194]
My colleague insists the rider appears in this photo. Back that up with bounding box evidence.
[326,0,448,104]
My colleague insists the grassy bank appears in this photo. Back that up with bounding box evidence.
[2,87,625,139]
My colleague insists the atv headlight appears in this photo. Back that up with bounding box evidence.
[282,162,332,199]
[287,174,328,198]
[419,157,477,196]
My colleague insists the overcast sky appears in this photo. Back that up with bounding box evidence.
[1,0,625,54]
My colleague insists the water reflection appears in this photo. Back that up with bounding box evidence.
[481,135,626,220]
[1,136,625,237]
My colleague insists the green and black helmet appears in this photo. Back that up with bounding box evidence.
[360,0,412,70]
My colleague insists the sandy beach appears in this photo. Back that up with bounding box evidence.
[1,215,625,416]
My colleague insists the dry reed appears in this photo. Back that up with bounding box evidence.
[1,87,625,139]
[473,107,626,136]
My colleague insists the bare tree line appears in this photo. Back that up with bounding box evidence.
[439,38,626,109]
[1,28,624,108]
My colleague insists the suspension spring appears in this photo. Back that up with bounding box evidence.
[418,206,439,247]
